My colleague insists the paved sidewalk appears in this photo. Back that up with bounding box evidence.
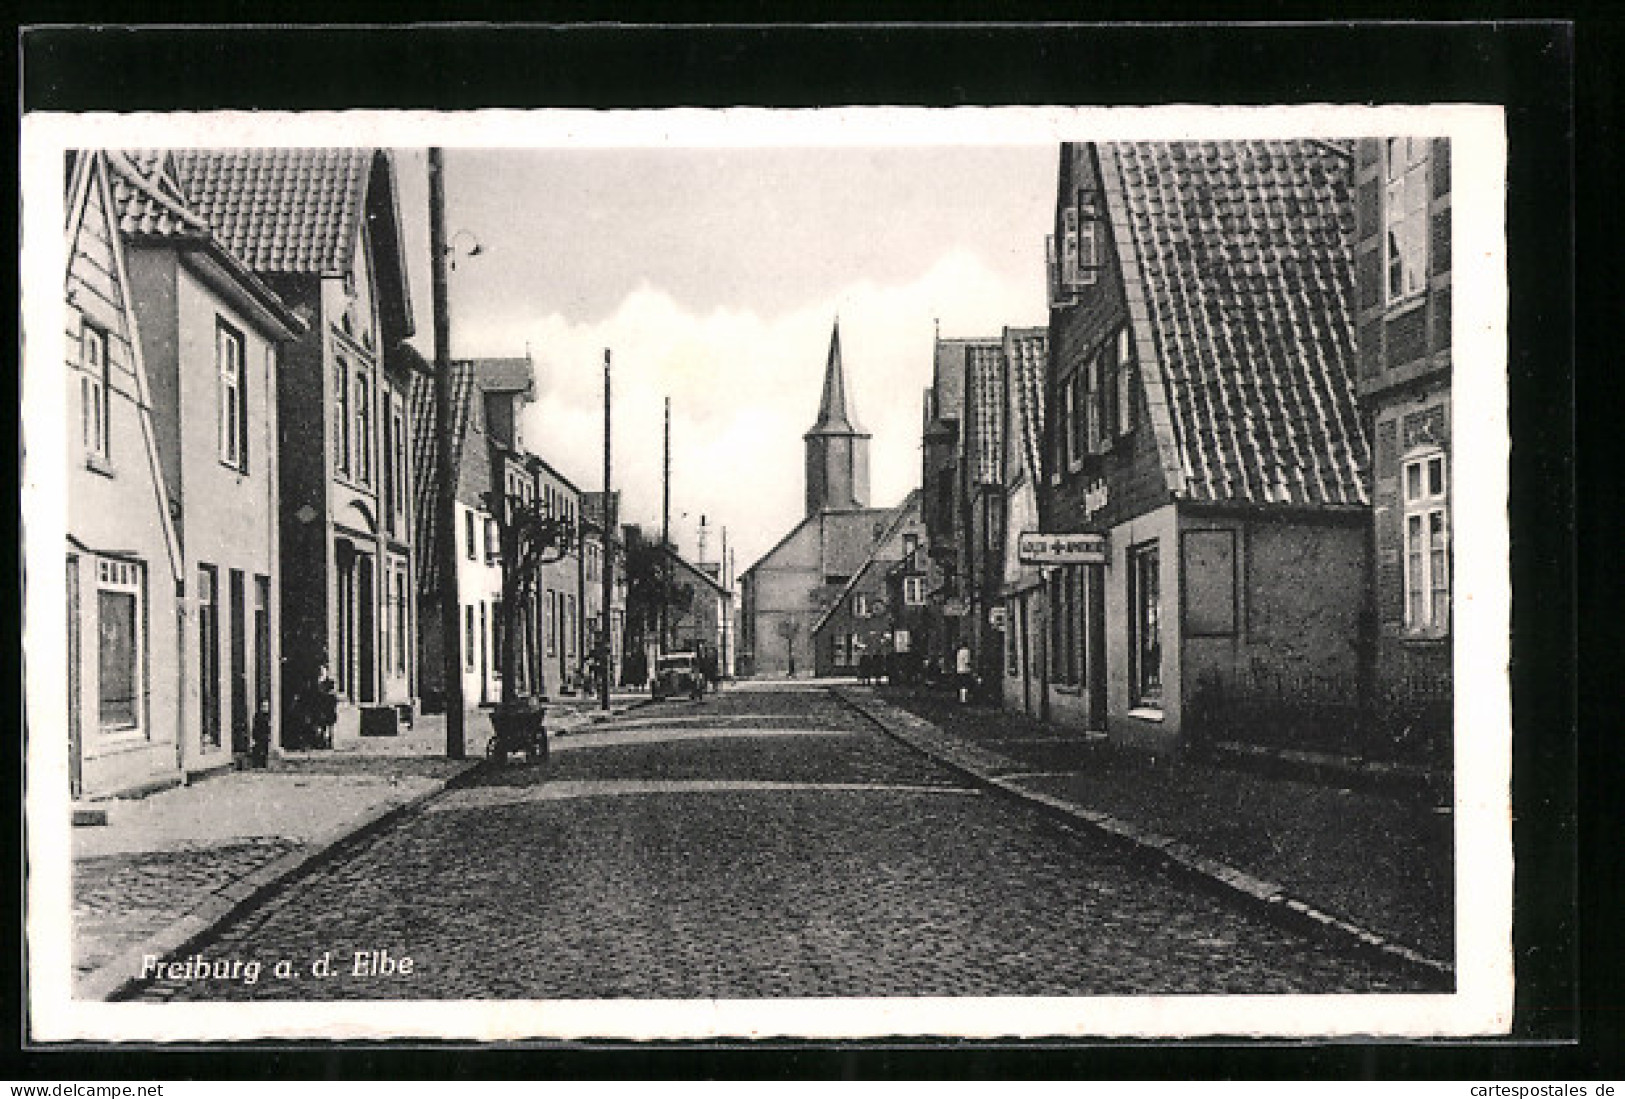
[73,754,480,1000]
[837,686,1454,981]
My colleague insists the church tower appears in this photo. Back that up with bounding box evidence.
[804,320,871,515]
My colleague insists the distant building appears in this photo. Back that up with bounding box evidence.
[997,328,1050,718]
[410,355,537,710]
[919,335,998,674]
[1039,140,1369,751]
[663,547,735,682]
[1352,137,1453,739]
[811,490,923,677]
[168,148,424,742]
[960,339,1009,694]
[63,151,185,800]
[739,322,895,677]
[111,151,305,769]
[581,491,628,688]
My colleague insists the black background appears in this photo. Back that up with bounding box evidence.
[10,14,1595,1082]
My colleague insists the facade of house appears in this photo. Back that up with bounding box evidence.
[410,357,538,710]
[811,491,923,677]
[1039,140,1370,752]
[1352,137,1454,731]
[63,151,186,800]
[740,322,894,676]
[581,492,628,688]
[169,149,423,743]
[663,548,735,681]
[112,152,306,772]
[960,339,1008,694]
[530,456,583,697]
[998,328,1051,719]
[919,335,994,674]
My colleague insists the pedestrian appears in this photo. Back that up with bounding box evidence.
[314,663,338,749]
[955,644,973,704]
[249,699,272,767]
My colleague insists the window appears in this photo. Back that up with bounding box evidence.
[1114,329,1136,436]
[492,598,504,675]
[855,594,870,618]
[485,517,500,565]
[904,577,926,606]
[903,533,919,568]
[217,320,248,470]
[1063,373,1083,470]
[465,510,477,560]
[566,595,577,658]
[354,371,372,486]
[1084,351,1107,454]
[1403,450,1450,635]
[392,398,410,528]
[546,591,558,657]
[1384,137,1430,303]
[1006,604,1020,676]
[333,357,351,475]
[81,321,110,464]
[96,557,144,734]
[198,564,220,747]
[394,565,409,676]
[464,605,476,671]
[1130,543,1162,707]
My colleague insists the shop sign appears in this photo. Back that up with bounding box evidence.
[1018,531,1108,566]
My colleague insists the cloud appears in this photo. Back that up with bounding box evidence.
[445,248,1045,571]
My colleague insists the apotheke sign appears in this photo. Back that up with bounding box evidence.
[1018,532,1108,566]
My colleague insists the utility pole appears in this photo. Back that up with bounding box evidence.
[660,395,671,652]
[600,348,613,712]
[429,148,465,759]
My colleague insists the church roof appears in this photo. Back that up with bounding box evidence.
[805,320,868,438]
[810,490,921,637]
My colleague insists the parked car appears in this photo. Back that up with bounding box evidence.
[651,652,706,701]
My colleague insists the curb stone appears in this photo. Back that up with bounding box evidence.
[88,760,485,1002]
[833,687,1454,986]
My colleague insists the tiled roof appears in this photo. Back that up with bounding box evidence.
[811,490,920,637]
[168,148,374,275]
[1004,328,1048,483]
[409,361,477,596]
[106,151,304,336]
[1102,140,1369,507]
[107,152,211,241]
[931,337,991,422]
[820,508,899,578]
[967,343,1006,485]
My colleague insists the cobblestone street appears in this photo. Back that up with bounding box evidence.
[134,684,1427,1001]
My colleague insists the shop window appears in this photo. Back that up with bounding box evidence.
[96,557,144,735]
[81,321,110,466]
[1403,449,1450,635]
[1385,137,1431,304]
[1129,543,1162,708]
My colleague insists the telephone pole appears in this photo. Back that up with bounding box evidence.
[660,395,671,651]
[429,147,465,759]
[600,348,613,712]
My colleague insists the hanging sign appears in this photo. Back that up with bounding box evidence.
[1018,532,1108,566]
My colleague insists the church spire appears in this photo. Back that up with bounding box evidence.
[803,318,871,515]
[806,320,863,436]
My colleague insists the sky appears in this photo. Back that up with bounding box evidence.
[393,146,1055,572]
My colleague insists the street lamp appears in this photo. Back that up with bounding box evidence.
[445,229,484,271]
